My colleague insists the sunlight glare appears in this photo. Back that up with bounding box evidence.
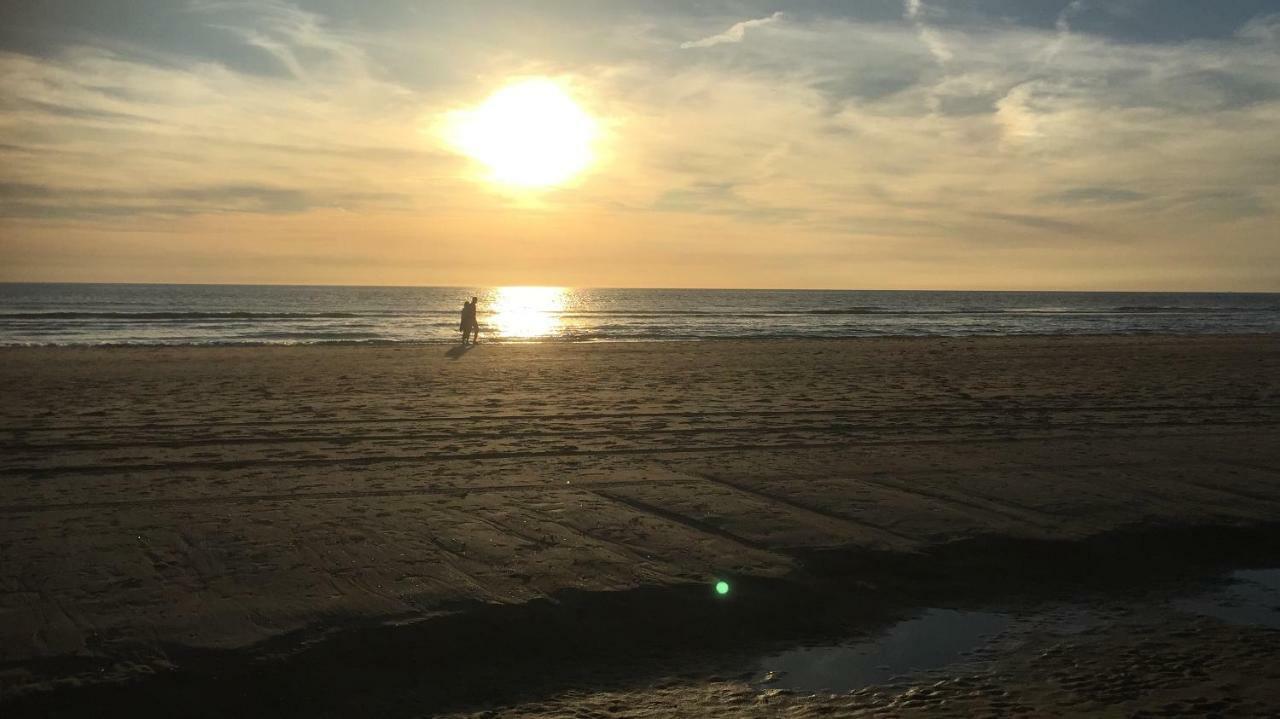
[492,286,568,339]
[447,79,598,188]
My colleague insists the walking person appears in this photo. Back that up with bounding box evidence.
[463,295,478,342]
[461,296,480,345]
[466,296,480,344]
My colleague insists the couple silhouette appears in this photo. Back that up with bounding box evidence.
[459,296,480,345]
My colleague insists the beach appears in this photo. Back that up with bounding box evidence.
[3,334,1280,716]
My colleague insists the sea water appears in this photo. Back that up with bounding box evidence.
[1,283,1277,346]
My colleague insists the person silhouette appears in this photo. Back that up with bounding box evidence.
[459,299,472,344]
[461,296,480,344]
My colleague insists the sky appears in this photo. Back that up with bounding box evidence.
[1,0,1278,290]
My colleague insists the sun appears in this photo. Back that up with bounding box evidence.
[446,78,598,188]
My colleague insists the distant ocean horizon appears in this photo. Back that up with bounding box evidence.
[2,282,1278,346]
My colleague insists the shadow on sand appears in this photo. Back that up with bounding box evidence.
[445,344,474,360]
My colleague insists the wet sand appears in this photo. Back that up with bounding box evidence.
[2,335,1279,715]
[441,608,1280,718]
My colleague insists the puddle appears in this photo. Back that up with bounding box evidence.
[749,568,1280,695]
[1175,568,1280,629]
[756,609,1010,692]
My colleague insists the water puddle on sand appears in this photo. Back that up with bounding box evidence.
[1175,568,1280,630]
[751,569,1280,694]
[756,609,1011,693]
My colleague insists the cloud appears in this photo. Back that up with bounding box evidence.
[1178,190,1269,219]
[0,1,443,221]
[192,1,370,83]
[651,181,804,222]
[1056,0,1089,35]
[1239,13,1280,42]
[978,212,1088,234]
[1041,187,1148,205]
[0,180,410,218]
[902,0,953,65]
[680,12,784,49]
[1043,0,1088,61]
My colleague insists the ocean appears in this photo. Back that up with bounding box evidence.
[1,283,1278,346]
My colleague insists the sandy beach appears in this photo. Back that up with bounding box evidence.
[7,0,1279,713]
[3,335,1280,716]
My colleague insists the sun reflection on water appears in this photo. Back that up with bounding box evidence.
[489,286,569,339]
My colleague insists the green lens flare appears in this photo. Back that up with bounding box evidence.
[715,580,730,595]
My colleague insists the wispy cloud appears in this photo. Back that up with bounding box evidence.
[680,12,784,49]
[1044,0,1088,61]
[1055,0,1088,35]
[1239,13,1280,42]
[979,211,1087,234]
[192,1,372,84]
[0,180,410,218]
[0,7,438,222]
[902,0,952,65]
[1041,187,1148,205]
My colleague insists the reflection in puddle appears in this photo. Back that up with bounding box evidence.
[757,609,1010,692]
[754,569,1280,694]
[747,569,1280,696]
[1176,568,1280,630]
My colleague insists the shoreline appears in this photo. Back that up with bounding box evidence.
[3,335,1279,714]
[3,329,1280,349]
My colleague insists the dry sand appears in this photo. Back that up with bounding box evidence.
[1,335,1279,715]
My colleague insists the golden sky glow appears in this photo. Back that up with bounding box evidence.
[0,2,1278,290]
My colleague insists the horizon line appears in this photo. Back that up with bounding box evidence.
[1,280,1278,295]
